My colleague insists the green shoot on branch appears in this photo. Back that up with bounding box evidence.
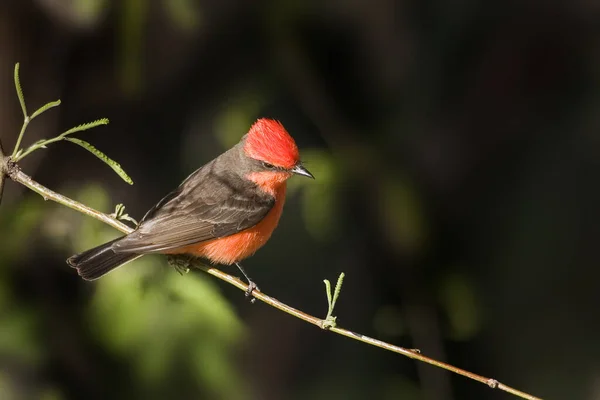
[322,272,345,329]
[10,63,131,185]
[110,203,139,226]
[12,64,62,158]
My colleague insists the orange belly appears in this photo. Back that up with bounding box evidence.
[170,184,286,265]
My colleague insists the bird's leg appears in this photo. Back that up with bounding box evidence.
[235,262,259,299]
[167,255,192,275]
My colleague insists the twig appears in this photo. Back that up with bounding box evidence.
[197,263,539,400]
[0,139,6,205]
[6,165,132,234]
[4,166,542,400]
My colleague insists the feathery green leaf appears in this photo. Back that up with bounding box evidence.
[65,138,133,185]
[333,272,345,306]
[14,63,27,118]
[324,279,333,310]
[61,118,109,137]
[30,100,61,120]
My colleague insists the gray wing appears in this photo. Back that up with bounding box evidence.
[112,161,274,253]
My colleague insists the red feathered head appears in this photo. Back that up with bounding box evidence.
[243,119,300,169]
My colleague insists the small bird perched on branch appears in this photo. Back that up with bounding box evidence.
[67,118,314,295]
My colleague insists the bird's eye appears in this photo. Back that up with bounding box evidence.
[261,161,275,169]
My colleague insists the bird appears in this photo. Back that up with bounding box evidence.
[67,118,314,296]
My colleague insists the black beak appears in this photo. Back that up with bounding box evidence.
[291,163,315,179]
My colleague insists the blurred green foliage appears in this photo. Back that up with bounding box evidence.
[292,149,341,242]
[164,0,203,32]
[378,175,428,256]
[65,185,247,398]
[73,0,108,26]
[437,272,482,341]
[0,200,47,398]
[214,91,267,149]
[0,198,45,269]
[119,0,146,95]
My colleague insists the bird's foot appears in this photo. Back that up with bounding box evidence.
[235,262,259,303]
[245,280,259,303]
[168,256,192,275]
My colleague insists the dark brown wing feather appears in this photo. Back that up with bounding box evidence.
[112,157,274,254]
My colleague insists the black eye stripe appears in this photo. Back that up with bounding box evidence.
[260,161,287,171]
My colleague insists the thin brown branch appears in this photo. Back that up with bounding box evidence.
[0,139,6,205]
[5,166,542,400]
[200,262,541,400]
[6,164,132,233]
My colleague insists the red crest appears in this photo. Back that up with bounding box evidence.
[243,119,299,169]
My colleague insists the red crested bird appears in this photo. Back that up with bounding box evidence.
[67,118,314,295]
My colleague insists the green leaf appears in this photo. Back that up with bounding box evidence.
[333,272,345,306]
[65,137,133,185]
[110,203,139,226]
[323,279,332,311]
[61,118,109,137]
[30,100,61,120]
[13,63,27,118]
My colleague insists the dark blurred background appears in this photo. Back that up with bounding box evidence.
[0,0,599,399]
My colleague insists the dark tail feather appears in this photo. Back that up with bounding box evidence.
[67,238,141,280]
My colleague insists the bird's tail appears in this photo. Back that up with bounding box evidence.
[67,238,142,280]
